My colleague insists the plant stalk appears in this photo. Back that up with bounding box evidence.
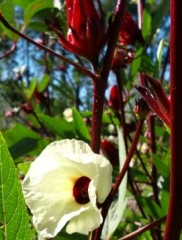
[93,120,144,240]
[90,0,127,154]
[164,0,182,239]
[0,12,97,81]
[90,80,106,153]
[120,216,166,240]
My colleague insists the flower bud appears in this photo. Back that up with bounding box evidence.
[119,12,143,46]
[108,85,120,111]
[101,138,119,166]
[33,88,48,104]
[49,0,109,65]
[20,103,33,114]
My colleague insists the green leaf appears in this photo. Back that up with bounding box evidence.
[129,47,143,79]
[72,108,90,142]
[151,0,169,38]
[131,168,149,182]
[0,132,31,239]
[153,153,169,177]
[56,231,87,240]
[0,1,18,40]
[28,20,48,32]
[102,127,127,238]
[26,77,37,100]
[37,114,75,138]
[24,0,54,24]
[138,196,163,218]
[140,53,154,74]
[180,233,182,240]
[18,163,30,176]
[13,0,33,9]
[142,2,152,41]
[153,39,164,78]
[3,123,48,159]
[142,0,169,43]
[37,74,50,92]
[160,189,169,214]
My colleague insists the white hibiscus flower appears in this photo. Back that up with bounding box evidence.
[22,139,112,238]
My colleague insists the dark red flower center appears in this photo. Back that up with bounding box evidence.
[73,176,91,204]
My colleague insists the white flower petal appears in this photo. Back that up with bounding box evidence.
[24,167,91,238]
[93,156,113,203]
[26,139,92,171]
[66,207,102,234]
[22,139,113,238]
[53,0,62,10]
[55,139,93,154]
[63,108,73,122]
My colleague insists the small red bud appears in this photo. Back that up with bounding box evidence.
[20,103,33,114]
[101,139,119,166]
[33,88,47,104]
[108,85,120,111]
[119,12,143,45]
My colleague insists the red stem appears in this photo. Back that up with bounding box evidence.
[93,120,144,240]
[147,115,160,206]
[90,0,127,153]
[101,0,127,81]
[115,70,128,152]
[119,216,166,240]
[90,80,106,153]
[111,120,144,197]
[164,1,182,239]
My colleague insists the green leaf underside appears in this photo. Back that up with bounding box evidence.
[154,39,164,78]
[102,127,127,238]
[0,132,31,240]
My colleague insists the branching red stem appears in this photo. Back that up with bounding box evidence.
[119,216,166,240]
[93,120,144,240]
[0,12,97,81]
[90,0,127,154]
